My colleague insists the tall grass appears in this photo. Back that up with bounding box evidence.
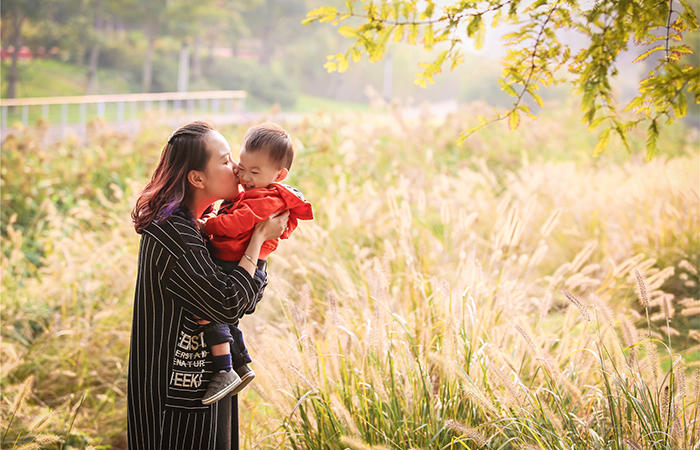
[1,101,698,448]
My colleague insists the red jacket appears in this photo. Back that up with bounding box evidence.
[204,183,313,261]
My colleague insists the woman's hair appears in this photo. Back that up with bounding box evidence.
[132,121,214,234]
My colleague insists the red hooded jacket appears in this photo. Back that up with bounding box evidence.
[204,183,313,261]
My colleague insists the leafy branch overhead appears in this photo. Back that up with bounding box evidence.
[304,0,699,158]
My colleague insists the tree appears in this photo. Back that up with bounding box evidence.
[304,0,699,158]
[1,0,44,99]
[243,0,310,66]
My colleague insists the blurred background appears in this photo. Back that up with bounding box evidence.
[4,0,696,125]
[2,1,699,449]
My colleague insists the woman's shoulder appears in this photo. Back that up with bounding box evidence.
[142,208,208,257]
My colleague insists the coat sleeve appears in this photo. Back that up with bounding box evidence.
[164,248,262,323]
[204,197,288,237]
[240,266,268,318]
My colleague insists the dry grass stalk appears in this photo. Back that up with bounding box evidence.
[445,419,487,447]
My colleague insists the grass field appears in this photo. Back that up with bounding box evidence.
[1,101,699,448]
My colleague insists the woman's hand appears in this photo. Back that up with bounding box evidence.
[196,218,208,234]
[253,210,290,242]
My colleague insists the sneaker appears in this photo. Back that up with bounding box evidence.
[230,364,256,395]
[202,370,242,405]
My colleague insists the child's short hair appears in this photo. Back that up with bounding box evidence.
[242,122,294,170]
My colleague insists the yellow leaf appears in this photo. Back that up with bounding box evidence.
[337,26,357,38]
[633,45,664,63]
[508,110,520,130]
[593,128,610,157]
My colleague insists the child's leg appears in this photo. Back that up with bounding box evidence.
[203,323,233,372]
[229,325,252,370]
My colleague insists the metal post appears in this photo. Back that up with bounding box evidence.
[80,103,87,139]
[117,101,124,122]
[61,104,68,127]
[21,105,28,125]
[97,102,106,118]
[42,104,49,120]
[61,104,68,139]
[2,106,7,130]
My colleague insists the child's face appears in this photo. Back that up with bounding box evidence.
[237,148,288,191]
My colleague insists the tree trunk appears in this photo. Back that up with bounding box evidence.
[204,39,215,77]
[177,41,190,92]
[6,13,24,99]
[86,0,103,94]
[192,37,202,82]
[142,19,157,92]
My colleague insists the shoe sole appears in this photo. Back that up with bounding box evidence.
[230,369,256,396]
[201,376,243,405]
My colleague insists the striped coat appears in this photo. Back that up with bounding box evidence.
[127,210,265,449]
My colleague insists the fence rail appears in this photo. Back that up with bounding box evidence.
[1,90,247,134]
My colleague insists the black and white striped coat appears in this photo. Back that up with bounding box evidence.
[127,210,266,449]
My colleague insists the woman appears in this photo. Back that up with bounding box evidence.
[127,121,289,449]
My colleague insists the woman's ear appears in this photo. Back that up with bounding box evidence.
[187,169,206,190]
[274,168,289,182]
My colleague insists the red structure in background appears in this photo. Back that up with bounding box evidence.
[1,46,59,61]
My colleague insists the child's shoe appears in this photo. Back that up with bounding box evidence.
[202,370,242,405]
[230,364,256,395]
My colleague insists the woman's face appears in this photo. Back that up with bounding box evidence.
[202,130,239,201]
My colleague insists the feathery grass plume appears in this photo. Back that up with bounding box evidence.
[445,419,487,447]
[338,435,373,449]
[514,324,578,401]
[680,306,700,317]
[460,382,498,416]
[678,259,698,275]
[641,340,660,394]
[660,383,670,424]
[634,269,650,309]
[620,317,640,365]
[329,394,360,436]
[288,363,317,391]
[536,398,565,436]
[623,438,643,450]
[2,375,34,444]
[540,209,560,237]
[486,361,524,408]
[676,363,687,400]
[562,290,591,321]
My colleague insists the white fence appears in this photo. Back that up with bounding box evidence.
[1,90,247,138]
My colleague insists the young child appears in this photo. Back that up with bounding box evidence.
[198,122,313,405]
